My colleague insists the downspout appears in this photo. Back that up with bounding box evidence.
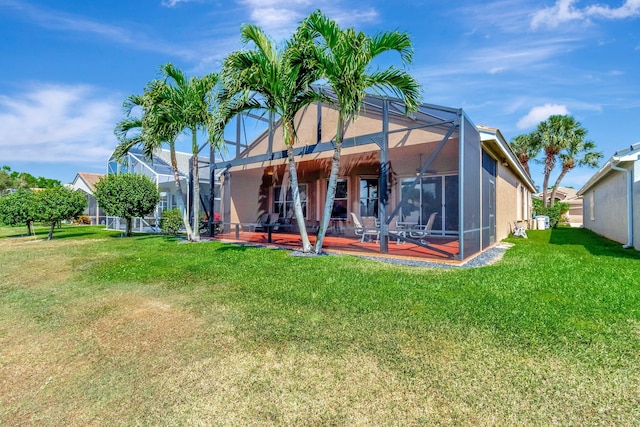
[611,160,633,248]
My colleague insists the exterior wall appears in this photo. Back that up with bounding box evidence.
[495,163,523,241]
[582,170,628,245]
[634,161,640,249]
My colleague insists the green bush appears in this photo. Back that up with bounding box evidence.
[160,208,183,235]
[532,199,569,228]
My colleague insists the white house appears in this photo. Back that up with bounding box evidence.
[70,172,105,225]
[578,142,640,249]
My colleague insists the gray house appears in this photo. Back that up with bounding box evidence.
[578,142,640,249]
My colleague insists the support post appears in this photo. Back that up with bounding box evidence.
[379,99,390,254]
[209,144,216,237]
[223,170,231,233]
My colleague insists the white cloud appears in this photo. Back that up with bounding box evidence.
[237,0,378,38]
[531,0,640,29]
[517,104,570,129]
[0,84,121,164]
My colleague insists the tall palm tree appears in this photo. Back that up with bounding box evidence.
[534,115,588,207]
[299,10,422,253]
[113,80,194,238]
[219,23,324,253]
[549,138,602,207]
[509,133,540,177]
[159,63,219,241]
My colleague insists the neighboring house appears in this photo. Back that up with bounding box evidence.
[578,142,640,249]
[212,88,536,261]
[533,186,583,227]
[106,147,220,232]
[70,172,106,225]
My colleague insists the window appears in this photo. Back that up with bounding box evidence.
[273,184,307,219]
[359,178,378,217]
[159,192,168,213]
[328,179,348,219]
[590,190,595,221]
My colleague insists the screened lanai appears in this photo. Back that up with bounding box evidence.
[106,147,220,233]
[208,87,516,261]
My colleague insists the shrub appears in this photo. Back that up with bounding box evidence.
[532,199,569,228]
[77,215,91,225]
[160,209,183,235]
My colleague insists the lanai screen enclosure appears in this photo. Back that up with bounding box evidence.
[209,88,498,261]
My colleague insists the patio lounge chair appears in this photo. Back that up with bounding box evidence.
[351,212,379,243]
[408,212,437,241]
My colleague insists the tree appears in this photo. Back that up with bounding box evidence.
[38,186,87,240]
[158,63,219,242]
[534,115,589,207]
[94,174,160,237]
[0,189,38,235]
[220,23,324,252]
[548,137,602,207]
[509,133,540,177]
[114,80,193,239]
[299,10,421,253]
[0,166,61,193]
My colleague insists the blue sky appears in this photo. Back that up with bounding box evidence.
[1,0,639,190]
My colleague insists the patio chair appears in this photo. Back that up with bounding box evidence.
[351,212,379,243]
[513,221,527,238]
[409,212,437,241]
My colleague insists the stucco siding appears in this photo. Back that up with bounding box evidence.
[495,165,521,240]
[583,171,628,245]
[633,161,640,249]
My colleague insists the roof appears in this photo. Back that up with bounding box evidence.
[578,142,640,195]
[74,172,105,192]
[477,125,537,192]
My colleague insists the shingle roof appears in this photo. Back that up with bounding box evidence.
[77,172,105,192]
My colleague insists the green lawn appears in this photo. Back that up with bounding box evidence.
[1,225,639,425]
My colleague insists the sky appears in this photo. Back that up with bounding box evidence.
[1,0,639,190]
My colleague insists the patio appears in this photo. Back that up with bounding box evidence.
[211,227,459,260]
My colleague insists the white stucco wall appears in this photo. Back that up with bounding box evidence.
[633,161,640,249]
[582,170,628,245]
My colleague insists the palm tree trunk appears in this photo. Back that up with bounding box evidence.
[541,154,555,208]
[191,128,201,242]
[288,144,312,252]
[549,166,571,208]
[314,115,344,254]
[169,143,194,239]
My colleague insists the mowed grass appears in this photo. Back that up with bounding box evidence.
[1,225,639,425]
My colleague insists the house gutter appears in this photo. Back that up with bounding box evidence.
[610,159,633,249]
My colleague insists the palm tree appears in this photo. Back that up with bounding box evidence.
[299,10,422,253]
[219,23,324,253]
[509,133,540,177]
[113,80,194,238]
[549,138,602,207]
[535,115,588,207]
[159,63,219,241]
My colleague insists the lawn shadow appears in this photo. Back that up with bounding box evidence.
[549,227,640,260]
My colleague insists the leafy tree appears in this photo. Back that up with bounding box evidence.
[0,189,38,235]
[0,165,61,192]
[220,23,324,252]
[509,133,540,177]
[299,10,421,253]
[94,174,160,237]
[38,186,87,240]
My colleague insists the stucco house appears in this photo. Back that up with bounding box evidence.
[578,142,640,249]
[211,88,535,261]
[70,172,105,225]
